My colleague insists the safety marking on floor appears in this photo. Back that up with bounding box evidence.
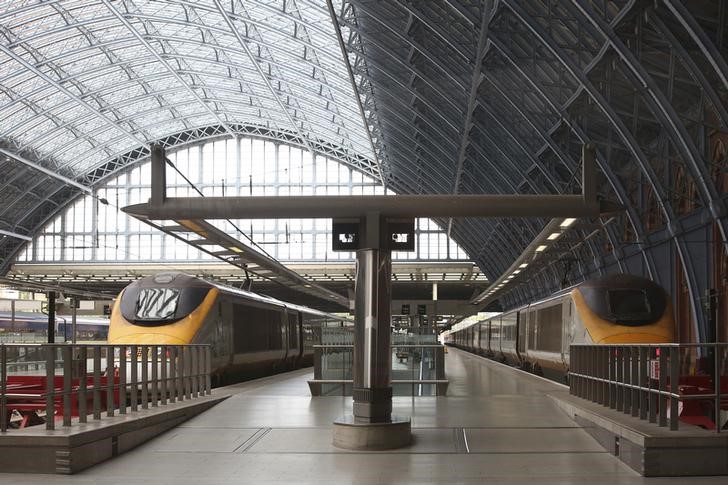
[453,427,469,453]
[235,427,271,453]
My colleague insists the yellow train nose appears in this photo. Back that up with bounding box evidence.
[598,332,673,344]
[107,333,188,346]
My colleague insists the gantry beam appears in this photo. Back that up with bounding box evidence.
[124,144,615,220]
[125,145,609,218]
[125,193,619,219]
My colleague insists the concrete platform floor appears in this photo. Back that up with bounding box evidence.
[3,348,726,484]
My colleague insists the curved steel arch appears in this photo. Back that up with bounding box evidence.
[338,0,727,341]
[490,0,716,317]
[484,38,653,278]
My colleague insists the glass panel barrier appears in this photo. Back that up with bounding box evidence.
[309,344,448,397]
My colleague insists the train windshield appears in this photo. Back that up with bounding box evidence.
[607,289,651,320]
[135,288,180,321]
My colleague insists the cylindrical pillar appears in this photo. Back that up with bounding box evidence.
[353,248,392,423]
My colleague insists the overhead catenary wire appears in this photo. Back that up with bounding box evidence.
[164,157,274,259]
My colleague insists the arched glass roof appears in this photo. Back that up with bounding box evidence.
[0,0,377,179]
[1,1,727,338]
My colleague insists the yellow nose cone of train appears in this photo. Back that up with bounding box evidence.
[108,332,189,346]
[107,288,218,345]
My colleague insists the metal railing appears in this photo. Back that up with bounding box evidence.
[570,343,728,432]
[309,344,448,396]
[1,344,211,432]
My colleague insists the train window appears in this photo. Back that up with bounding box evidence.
[607,289,651,319]
[135,288,179,321]
[233,304,285,352]
[536,305,562,352]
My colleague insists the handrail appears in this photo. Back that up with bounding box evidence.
[569,343,727,433]
[1,343,212,432]
[308,379,449,384]
[572,342,728,348]
[313,344,445,348]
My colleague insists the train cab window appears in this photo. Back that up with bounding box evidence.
[607,289,651,320]
[135,288,179,321]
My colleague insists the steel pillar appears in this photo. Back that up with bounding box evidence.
[150,144,166,207]
[47,291,55,344]
[352,248,393,423]
[333,213,411,449]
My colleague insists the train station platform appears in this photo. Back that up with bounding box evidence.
[5,348,727,484]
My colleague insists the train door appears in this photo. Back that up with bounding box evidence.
[491,317,501,358]
[561,298,571,368]
[527,308,537,358]
[480,321,488,355]
[286,310,300,362]
[486,320,492,354]
[217,298,234,368]
[517,311,525,360]
[281,313,288,362]
[297,311,304,360]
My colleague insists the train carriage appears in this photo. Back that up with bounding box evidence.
[443,274,675,381]
[108,272,350,384]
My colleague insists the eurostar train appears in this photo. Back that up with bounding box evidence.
[0,312,109,341]
[443,274,675,381]
[108,272,349,384]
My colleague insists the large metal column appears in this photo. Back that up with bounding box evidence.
[352,248,392,423]
[333,214,411,449]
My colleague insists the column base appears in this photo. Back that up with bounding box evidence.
[332,415,411,450]
[353,387,392,423]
